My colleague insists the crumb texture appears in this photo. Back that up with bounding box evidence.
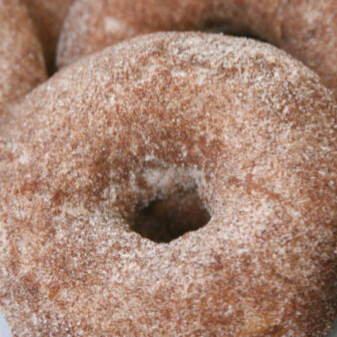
[0,0,46,117]
[57,0,337,99]
[0,33,337,336]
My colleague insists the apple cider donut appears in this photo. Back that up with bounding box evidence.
[0,33,336,337]
[57,0,337,98]
[21,0,75,72]
[0,0,46,115]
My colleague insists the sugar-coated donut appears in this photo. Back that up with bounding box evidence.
[1,33,337,337]
[57,0,337,99]
[21,0,75,72]
[0,0,46,115]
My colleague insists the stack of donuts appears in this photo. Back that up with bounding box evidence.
[0,0,336,336]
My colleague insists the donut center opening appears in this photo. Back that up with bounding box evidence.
[132,189,211,243]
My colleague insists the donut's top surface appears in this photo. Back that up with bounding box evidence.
[57,0,337,98]
[0,33,336,336]
[0,0,46,114]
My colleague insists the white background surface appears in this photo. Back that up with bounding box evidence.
[0,310,336,336]
[0,311,11,337]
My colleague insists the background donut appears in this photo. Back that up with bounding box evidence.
[0,0,46,118]
[21,0,75,73]
[1,33,336,336]
[57,0,337,99]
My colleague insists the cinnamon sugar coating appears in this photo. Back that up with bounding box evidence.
[1,33,337,336]
[57,0,337,99]
[21,0,75,72]
[0,0,46,115]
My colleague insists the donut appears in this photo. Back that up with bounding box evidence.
[0,0,46,116]
[21,0,75,72]
[1,32,336,336]
[57,0,337,99]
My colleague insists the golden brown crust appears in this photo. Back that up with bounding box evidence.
[57,0,337,99]
[0,0,46,116]
[21,0,75,72]
[0,33,337,336]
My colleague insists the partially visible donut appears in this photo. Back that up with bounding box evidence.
[1,33,336,336]
[280,0,337,101]
[0,0,46,115]
[57,0,337,98]
[21,0,75,72]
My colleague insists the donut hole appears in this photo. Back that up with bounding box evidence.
[132,189,211,243]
